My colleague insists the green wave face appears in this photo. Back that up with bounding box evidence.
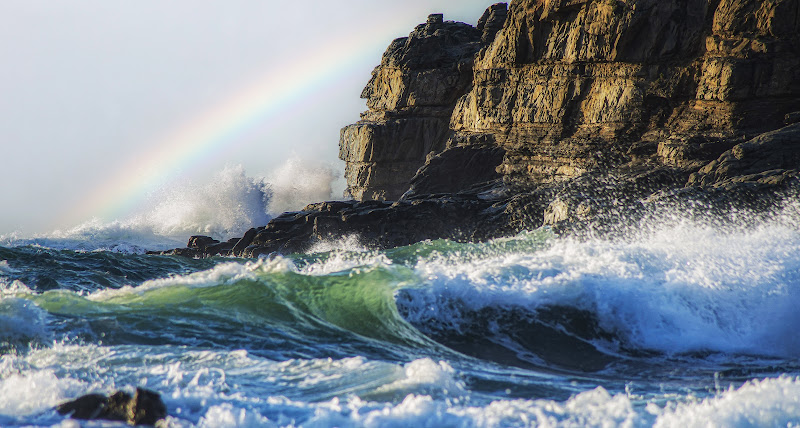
[1,230,560,365]
[18,257,438,362]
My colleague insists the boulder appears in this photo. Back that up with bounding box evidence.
[56,388,167,426]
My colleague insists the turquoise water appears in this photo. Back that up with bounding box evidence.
[2,212,800,426]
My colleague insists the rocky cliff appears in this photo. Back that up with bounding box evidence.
[448,0,800,187]
[157,0,800,258]
[341,0,800,229]
[339,6,508,200]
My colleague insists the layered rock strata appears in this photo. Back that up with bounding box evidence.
[339,6,507,200]
[451,0,800,186]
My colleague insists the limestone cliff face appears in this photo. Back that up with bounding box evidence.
[343,0,799,200]
[451,0,800,185]
[339,6,508,201]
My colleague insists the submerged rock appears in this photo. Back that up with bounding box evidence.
[56,388,167,426]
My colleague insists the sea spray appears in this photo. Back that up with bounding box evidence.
[398,214,800,359]
[264,157,338,216]
[0,158,338,252]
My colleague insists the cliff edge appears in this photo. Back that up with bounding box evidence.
[156,0,800,258]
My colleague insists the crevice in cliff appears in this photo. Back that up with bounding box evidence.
[515,19,535,64]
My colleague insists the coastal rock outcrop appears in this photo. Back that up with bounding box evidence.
[449,0,800,186]
[339,6,508,200]
[156,195,507,258]
[157,0,800,258]
[355,0,800,231]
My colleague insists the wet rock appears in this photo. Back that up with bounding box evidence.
[230,227,260,255]
[402,144,506,198]
[187,235,218,250]
[56,388,167,426]
[689,123,800,185]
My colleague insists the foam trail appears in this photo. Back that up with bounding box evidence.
[400,208,800,358]
[654,376,800,427]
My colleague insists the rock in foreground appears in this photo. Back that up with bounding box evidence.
[56,388,167,426]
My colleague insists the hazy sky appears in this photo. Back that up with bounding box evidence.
[0,1,494,235]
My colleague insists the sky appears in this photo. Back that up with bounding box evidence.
[0,0,494,236]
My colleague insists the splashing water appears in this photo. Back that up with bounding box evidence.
[1,176,800,426]
[1,159,338,252]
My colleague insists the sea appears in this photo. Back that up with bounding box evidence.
[1,165,800,427]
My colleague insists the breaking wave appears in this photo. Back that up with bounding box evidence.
[1,159,338,252]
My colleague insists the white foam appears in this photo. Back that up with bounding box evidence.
[306,235,367,255]
[0,298,51,344]
[402,216,800,357]
[197,403,277,428]
[0,260,16,274]
[654,376,800,427]
[0,369,86,417]
[304,386,639,428]
[88,257,295,301]
[306,379,800,427]
[370,358,466,399]
[0,279,32,296]
[2,341,798,427]
[299,250,394,277]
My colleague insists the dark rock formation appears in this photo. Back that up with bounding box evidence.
[155,0,800,258]
[56,388,167,426]
[155,196,509,258]
[402,144,506,198]
[689,123,800,185]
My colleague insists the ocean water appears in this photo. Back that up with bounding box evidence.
[2,170,800,427]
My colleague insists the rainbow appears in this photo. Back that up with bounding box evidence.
[64,5,485,228]
[67,40,379,225]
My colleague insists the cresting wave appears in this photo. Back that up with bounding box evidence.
[4,204,800,363]
[398,212,800,361]
[0,160,337,253]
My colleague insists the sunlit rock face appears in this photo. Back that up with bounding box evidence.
[341,0,800,200]
[339,5,508,201]
[452,0,800,186]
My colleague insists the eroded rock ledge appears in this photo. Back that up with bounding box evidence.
[155,0,800,258]
[339,5,509,201]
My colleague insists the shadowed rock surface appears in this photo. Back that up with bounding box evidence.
[155,0,800,258]
[56,388,167,426]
